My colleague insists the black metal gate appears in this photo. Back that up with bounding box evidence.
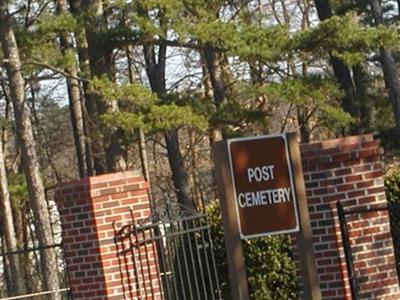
[388,201,400,283]
[337,201,400,300]
[113,201,222,300]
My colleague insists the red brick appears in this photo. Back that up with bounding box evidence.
[345,174,362,182]
[309,156,333,167]
[356,180,374,188]
[347,190,365,198]
[343,158,361,166]
[358,148,379,158]
[335,168,352,176]
[321,147,340,155]
[360,141,379,149]
[358,196,376,205]
[340,143,360,151]
[362,155,380,163]
[320,177,344,186]
[337,184,354,192]
[296,135,399,300]
[332,153,350,161]
[367,187,386,194]
[319,161,342,170]
[373,162,383,170]
[90,182,108,190]
[373,232,393,241]
[353,164,372,173]
[56,171,159,300]
[364,170,384,179]
[313,187,335,195]
[323,193,346,203]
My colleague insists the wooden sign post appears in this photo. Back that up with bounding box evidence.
[287,133,322,300]
[213,141,250,300]
[213,133,321,300]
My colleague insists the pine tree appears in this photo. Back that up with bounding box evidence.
[0,120,25,295]
[57,0,88,178]
[369,0,400,144]
[0,2,61,298]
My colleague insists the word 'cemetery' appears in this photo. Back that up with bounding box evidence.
[238,164,291,208]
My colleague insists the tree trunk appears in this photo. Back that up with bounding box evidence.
[397,0,400,19]
[13,205,32,293]
[204,45,226,106]
[1,236,11,296]
[369,0,400,142]
[164,129,193,209]
[29,86,62,183]
[188,129,204,210]
[314,0,360,134]
[138,129,151,182]
[0,129,25,295]
[297,107,311,143]
[204,44,226,142]
[0,3,61,299]
[73,26,97,176]
[82,0,127,172]
[68,0,105,175]
[57,0,88,178]
[143,40,194,209]
[353,64,370,131]
[126,46,151,192]
[200,52,214,99]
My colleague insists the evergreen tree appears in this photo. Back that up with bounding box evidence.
[0,1,61,298]
[0,119,25,295]
[57,0,88,178]
[369,0,400,144]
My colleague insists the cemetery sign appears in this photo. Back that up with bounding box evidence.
[227,134,300,238]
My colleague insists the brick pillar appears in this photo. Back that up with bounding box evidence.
[56,171,160,300]
[295,134,400,299]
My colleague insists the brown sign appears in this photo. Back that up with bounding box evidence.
[228,134,300,238]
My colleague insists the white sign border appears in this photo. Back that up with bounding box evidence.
[227,133,300,240]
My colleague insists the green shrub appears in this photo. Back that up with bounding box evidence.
[385,166,400,204]
[385,166,400,277]
[207,201,298,299]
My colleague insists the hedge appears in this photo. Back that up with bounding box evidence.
[207,201,298,299]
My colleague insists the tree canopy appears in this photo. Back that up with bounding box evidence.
[1,0,400,298]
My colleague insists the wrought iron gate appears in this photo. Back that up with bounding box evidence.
[113,201,222,300]
[337,201,400,300]
[388,201,400,279]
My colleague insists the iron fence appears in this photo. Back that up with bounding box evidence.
[114,201,222,300]
[388,201,400,281]
[337,201,400,300]
[0,243,70,300]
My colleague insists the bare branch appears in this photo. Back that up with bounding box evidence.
[280,103,294,133]
[23,61,90,83]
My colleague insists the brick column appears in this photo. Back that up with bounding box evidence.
[56,171,160,300]
[295,134,400,299]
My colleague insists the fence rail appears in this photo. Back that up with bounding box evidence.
[0,288,70,300]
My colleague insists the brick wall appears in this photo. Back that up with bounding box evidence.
[297,134,400,299]
[56,170,161,300]
[56,136,399,300]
